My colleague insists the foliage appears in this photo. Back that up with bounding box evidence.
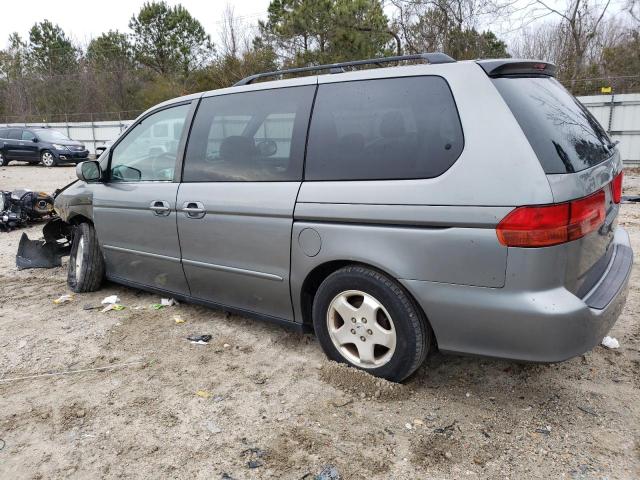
[260,0,394,66]
[129,1,214,75]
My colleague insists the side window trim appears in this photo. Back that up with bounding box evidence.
[175,99,201,183]
[105,99,199,183]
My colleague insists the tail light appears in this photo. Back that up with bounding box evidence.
[611,171,623,203]
[497,190,606,247]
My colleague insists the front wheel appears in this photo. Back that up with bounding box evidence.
[41,150,57,167]
[312,265,430,382]
[68,223,104,292]
[0,151,8,166]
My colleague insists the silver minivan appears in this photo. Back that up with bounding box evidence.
[53,54,633,381]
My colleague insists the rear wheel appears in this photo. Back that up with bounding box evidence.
[68,223,104,292]
[41,150,57,167]
[312,265,430,382]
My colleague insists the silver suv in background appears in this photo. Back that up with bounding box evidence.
[52,54,632,382]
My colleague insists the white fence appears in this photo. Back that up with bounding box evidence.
[578,93,640,165]
[1,92,639,163]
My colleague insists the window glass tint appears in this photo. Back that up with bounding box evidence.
[36,129,70,142]
[493,77,612,174]
[0,128,8,138]
[21,130,36,141]
[305,77,463,181]
[110,104,190,182]
[183,86,315,182]
[8,129,22,140]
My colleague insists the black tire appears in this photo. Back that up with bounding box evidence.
[0,151,8,166]
[68,222,105,293]
[41,150,57,167]
[312,265,430,382]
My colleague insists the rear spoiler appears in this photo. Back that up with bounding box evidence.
[476,59,556,77]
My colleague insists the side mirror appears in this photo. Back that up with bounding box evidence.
[32,137,38,143]
[256,139,278,157]
[76,160,102,182]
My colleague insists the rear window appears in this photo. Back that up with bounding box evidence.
[493,76,612,174]
[305,76,464,181]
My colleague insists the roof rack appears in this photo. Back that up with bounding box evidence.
[233,52,456,86]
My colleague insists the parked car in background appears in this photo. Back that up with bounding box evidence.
[51,54,632,382]
[0,127,89,167]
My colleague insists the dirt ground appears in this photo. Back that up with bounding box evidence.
[0,163,639,480]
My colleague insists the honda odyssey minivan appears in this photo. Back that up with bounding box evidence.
[52,54,632,381]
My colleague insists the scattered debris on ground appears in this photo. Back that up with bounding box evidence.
[601,336,620,349]
[187,334,212,345]
[101,295,120,305]
[53,294,73,304]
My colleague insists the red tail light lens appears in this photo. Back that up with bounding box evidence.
[497,190,606,247]
[611,171,623,203]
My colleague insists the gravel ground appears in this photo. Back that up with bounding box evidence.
[0,163,639,480]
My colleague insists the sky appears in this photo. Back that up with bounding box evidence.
[2,0,273,47]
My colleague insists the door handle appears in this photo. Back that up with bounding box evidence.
[149,200,171,216]
[181,201,206,219]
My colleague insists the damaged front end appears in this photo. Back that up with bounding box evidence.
[15,180,79,270]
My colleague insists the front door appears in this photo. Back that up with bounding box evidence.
[92,102,193,295]
[177,85,316,320]
[20,130,39,161]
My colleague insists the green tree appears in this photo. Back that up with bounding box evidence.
[87,30,133,67]
[129,1,214,76]
[27,20,79,74]
[260,0,394,66]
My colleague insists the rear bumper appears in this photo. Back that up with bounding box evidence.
[401,227,633,362]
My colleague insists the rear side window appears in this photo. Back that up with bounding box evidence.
[305,76,463,181]
[493,77,612,174]
[8,129,21,140]
[0,128,8,138]
[183,86,315,182]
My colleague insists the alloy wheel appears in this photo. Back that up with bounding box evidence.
[42,152,55,167]
[326,289,396,368]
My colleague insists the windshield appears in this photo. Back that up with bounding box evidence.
[493,76,612,174]
[36,130,72,142]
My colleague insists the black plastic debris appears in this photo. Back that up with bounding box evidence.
[622,195,640,203]
[15,218,72,270]
[187,334,212,344]
[16,233,70,270]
